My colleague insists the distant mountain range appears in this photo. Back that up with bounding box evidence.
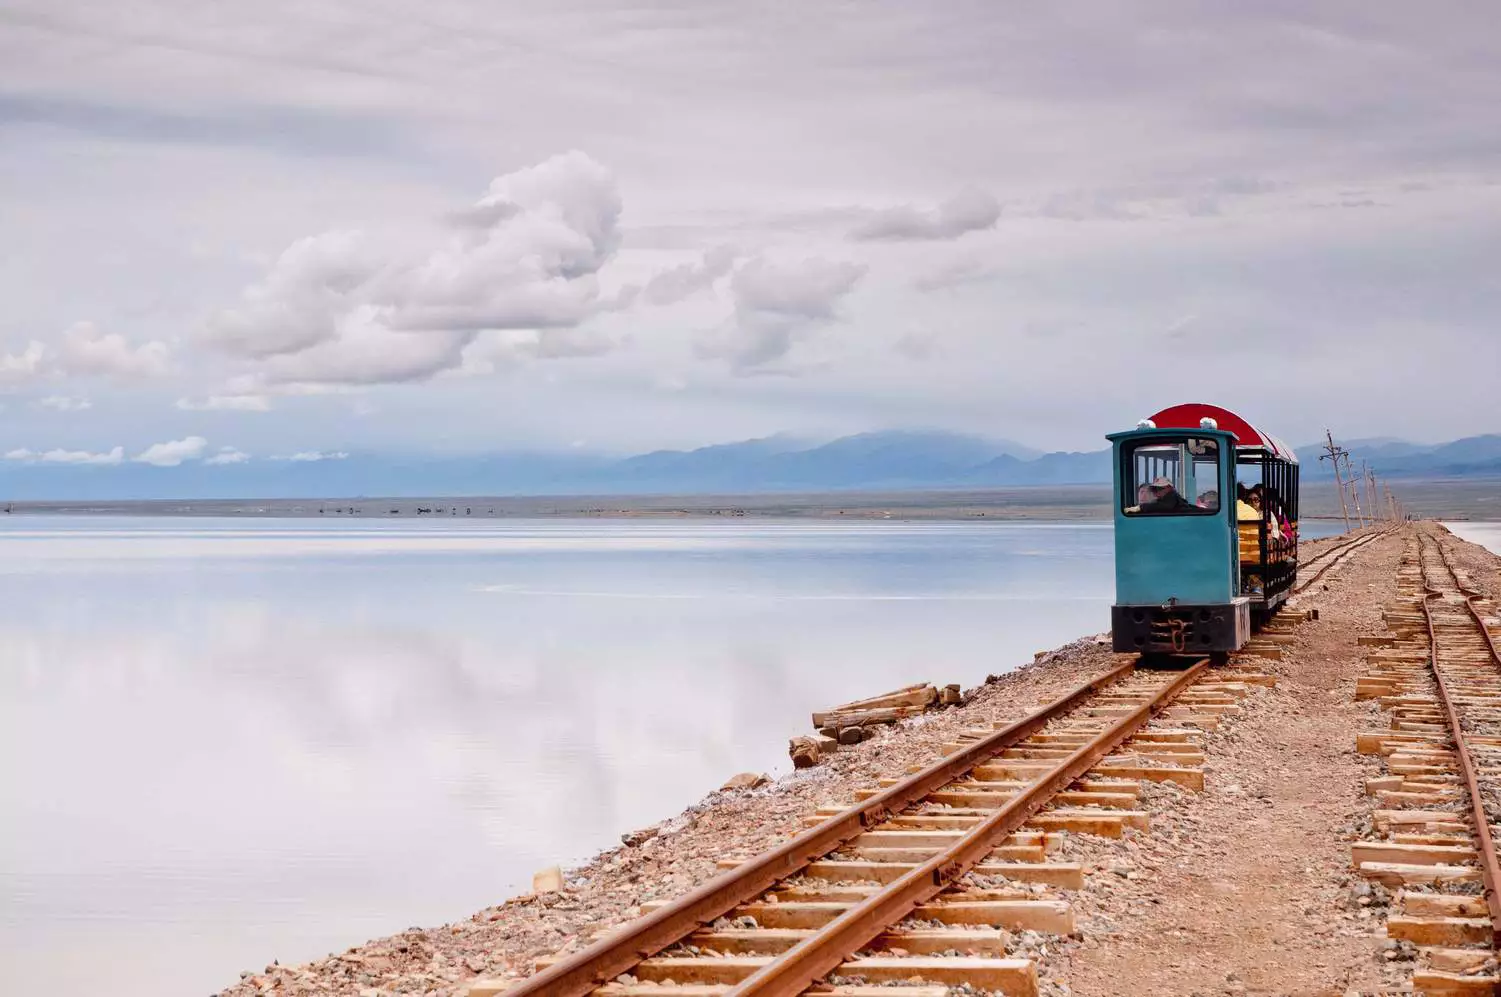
[2,429,1498,501]
[1295,435,1501,481]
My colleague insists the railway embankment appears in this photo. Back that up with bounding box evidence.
[219,525,1501,997]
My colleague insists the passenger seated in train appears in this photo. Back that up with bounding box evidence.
[1236,484,1259,523]
[1250,485,1292,550]
[1196,489,1219,509]
[1236,484,1265,595]
[1139,476,1191,513]
[1259,486,1295,545]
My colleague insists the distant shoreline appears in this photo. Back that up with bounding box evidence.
[2,480,1496,521]
[0,486,1114,522]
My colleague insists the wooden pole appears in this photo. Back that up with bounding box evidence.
[1320,429,1352,532]
[1344,453,1366,527]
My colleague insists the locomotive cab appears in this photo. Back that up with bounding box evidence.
[1108,403,1300,657]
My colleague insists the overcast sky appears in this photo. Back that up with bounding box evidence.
[2,1,1498,466]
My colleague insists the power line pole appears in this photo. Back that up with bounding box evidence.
[1319,429,1352,532]
[1362,462,1376,523]
[1343,452,1366,527]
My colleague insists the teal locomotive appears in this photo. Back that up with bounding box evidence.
[1108,402,1300,658]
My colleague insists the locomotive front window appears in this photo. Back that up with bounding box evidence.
[1123,437,1221,516]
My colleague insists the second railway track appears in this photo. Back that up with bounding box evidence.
[1293,526,1392,596]
[1355,527,1501,994]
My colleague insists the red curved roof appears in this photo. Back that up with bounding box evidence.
[1146,402,1298,462]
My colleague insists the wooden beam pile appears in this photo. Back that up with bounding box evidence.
[790,682,960,768]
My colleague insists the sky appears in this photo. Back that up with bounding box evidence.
[2,1,1500,470]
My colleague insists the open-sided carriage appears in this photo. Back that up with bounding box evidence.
[1108,402,1300,658]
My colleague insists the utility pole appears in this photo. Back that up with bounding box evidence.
[1362,462,1376,523]
[1343,452,1366,527]
[1320,430,1352,532]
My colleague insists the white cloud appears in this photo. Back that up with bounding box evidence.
[36,395,93,412]
[59,322,172,378]
[0,341,48,384]
[204,446,250,465]
[642,246,739,306]
[5,445,125,466]
[175,394,272,412]
[133,435,209,467]
[849,189,1000,241]
[202,151,622,390]
[274,450,349,462]
[204,231,385,359]
[699,257,868,369]
[0,325,171,388]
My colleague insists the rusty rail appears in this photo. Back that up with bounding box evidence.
[1418,531,1501,948]
[1292,527,1388,595]
[1435,528,1501,666]
[502,658,1137,997]
[722,660,1208,997]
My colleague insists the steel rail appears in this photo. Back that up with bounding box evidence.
[1435,529,1501,666]
[1292,527,1390,595]
[1418,532,1501,948]
[723,659,1209,997]
[502,658,1137,997]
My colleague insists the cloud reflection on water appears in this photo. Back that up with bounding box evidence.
[1,516,1112,997]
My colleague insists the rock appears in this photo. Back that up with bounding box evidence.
[621,826,658,847]
[837,726,865,746]
[818,726,838,739]
[788,736,822,769]
[941,683,962,705]
[720,772,769,791]
[532,865,564,894]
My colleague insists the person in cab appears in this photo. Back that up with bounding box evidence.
[1140,476,1191,513]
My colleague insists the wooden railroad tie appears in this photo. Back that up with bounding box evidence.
[1349,532,1501,995]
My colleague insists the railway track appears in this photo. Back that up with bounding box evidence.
[1292,526,1391,596]
[1354,528,1501,994]
[477,657,1279,997]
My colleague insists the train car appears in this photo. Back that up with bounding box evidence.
[1108,402,1300,658]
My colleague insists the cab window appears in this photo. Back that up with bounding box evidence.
[1123,438,1221,516]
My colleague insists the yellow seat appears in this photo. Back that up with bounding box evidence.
[1238,522,1262,564]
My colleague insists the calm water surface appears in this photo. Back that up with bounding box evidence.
[0,516,1345,996]
[1447,522,1501,557]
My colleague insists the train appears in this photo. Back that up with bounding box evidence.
[1108,402,1301,659]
